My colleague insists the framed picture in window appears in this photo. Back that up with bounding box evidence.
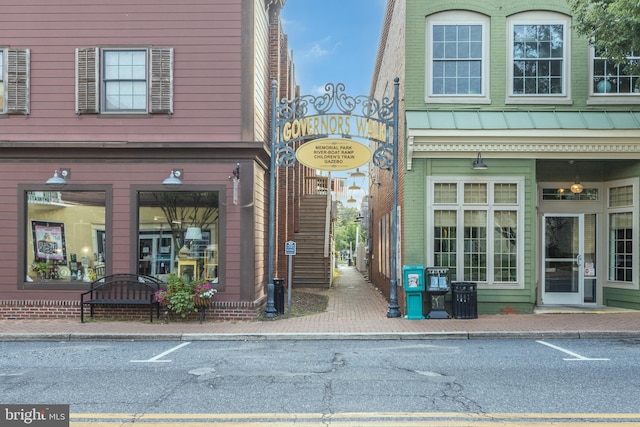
[178,259,198,283]
[31,220,67,264]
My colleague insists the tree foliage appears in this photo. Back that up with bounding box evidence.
[334,203,366,253]
[569,0,640,75]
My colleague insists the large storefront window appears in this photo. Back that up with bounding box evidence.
[26,190,107,283]
[607,182,636,283]
[138,191,219,284]
[429,178,523,285]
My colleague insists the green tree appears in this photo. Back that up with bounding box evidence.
[334,203,366,254]
[569,0,640,75]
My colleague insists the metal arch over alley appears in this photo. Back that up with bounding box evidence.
[266,79,401,318]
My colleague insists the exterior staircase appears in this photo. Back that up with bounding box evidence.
[292,194,332,288]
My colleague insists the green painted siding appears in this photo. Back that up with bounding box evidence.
[404,158,538,313]
[403,160,427,265]
[604,287,640,310]
[404,0,609,112]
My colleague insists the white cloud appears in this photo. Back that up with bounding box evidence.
[305,43,329,59]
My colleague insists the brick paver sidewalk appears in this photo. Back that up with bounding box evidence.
[0,265,639,340]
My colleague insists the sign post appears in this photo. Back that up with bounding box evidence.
[285,241,296,315]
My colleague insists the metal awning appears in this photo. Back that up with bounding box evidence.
[406,110,640,130]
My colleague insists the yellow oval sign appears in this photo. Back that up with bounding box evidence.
[295,138,373,171]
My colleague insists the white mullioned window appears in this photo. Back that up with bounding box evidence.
[75,47,173,115]
[507,11,571,104]
[606,178,639,288]
[428,177,524,287]
[591,48,640,98]
[426,10,490,104]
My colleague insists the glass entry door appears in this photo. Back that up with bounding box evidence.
[542,214,585,305]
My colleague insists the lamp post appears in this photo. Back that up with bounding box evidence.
[265,81,278,318]
[386,77,401,318]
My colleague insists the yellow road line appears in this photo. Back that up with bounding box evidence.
[69,412,640,426]
[71,412,640,420]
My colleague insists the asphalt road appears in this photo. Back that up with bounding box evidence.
[1,338,639,425]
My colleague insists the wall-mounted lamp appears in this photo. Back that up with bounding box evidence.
[229,163,240,205]
[46,168,71,189]
[472,153,488,170]
[162,169,183,188]
[229,163,240,181]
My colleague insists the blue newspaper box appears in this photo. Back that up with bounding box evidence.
[403,265,425,319]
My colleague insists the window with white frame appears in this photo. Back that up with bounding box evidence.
[75,47,173,114]
[607,180,638,284]
[429,178,524,286]
[507,12,571,103]
[592,49,640,96]
[426,11,490,103]
[0,48,30,115]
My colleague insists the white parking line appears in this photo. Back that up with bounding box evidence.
[536,340,609,361]
[130,342,191,363]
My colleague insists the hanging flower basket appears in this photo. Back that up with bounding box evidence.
[154,274,217,320]
[192,296,211,308]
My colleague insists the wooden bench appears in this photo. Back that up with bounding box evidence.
[80,274,163,323]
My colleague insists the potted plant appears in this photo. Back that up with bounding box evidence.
[154,273,217,319]
[31,261,50,280]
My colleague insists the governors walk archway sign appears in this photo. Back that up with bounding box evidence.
[266,79,401,319]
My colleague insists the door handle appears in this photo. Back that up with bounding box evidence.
[576,254,583,266]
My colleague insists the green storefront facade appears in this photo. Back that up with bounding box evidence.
[374,0,640,314]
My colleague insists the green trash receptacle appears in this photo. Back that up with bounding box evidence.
[451,282,477,319]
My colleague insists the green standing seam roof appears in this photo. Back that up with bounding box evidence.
[406,111,640,130]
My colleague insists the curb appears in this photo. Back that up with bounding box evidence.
[1,330,639,342]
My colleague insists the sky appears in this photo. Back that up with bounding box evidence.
[280,0,387,205]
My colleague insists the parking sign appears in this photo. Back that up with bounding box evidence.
[285,241,296,256]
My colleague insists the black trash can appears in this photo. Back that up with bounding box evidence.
[273,278,285,314]
[451,282,477,319]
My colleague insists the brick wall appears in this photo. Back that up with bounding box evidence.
[0,299,265,321]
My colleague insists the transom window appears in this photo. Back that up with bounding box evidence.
[429,178,524,286]
[593,49,640,95]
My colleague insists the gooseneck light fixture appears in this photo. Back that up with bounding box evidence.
[472,153,488,170]
[46,168,71,189]
[162,169,183,188]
